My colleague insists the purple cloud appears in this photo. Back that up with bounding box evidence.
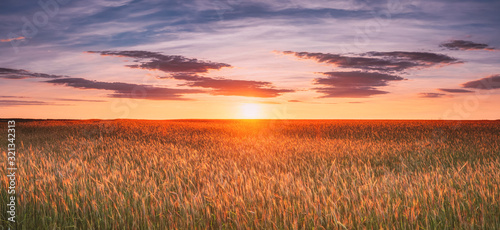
[0,96,29,99]
[418,93,447,98]
[461,75,500,90]
[315,71,404,87]
[281,49,462,98]
[283,51,461,73]
[0,100,58,106]
[437,88,473,93]
[0,68,67,79]
[440,40,497,51]
[0,95,105,102]
[55,98,107,102]
[315,87,389,98]
[88,51,292,98]
[168,73,294,98]
[313,71,404,98]
[88,50,231,73]
[46,77,205,100]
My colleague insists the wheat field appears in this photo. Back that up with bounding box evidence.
[1,119,499,229]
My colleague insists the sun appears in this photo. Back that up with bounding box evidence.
[239,103,263,119]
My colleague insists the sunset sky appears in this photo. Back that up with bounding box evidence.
[1,0,499,119]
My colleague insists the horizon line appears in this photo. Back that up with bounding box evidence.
[1,118,499,122]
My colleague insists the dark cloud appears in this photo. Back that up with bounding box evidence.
[46,77,205,100]
[313,71,404,98]
[0,100,56,106]
[0,95,104,102]
[90,51,292,98]
[418,93,447,98]
[366,51,461,67]
[437,88,473,93]
[440,40,497,51]
[282,50,461,98]
[315,71,405,87]
[282,51,461,73]
[0,95,29,99]
[88,51,231,73]
[461,74,500,90]
[169,73,294,98]
[55,98,107,102]
[284,51,409,72]
[2,64,292,99]
[0,68,67,79]
[315,87,388,98]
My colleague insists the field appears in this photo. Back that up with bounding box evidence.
[1,119,500,229]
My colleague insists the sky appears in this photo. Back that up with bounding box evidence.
[0,0,499,119]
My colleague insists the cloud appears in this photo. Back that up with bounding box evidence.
[0,68,67,79]
[440,40,497,51]
[315,71,405,87]
[0,36,25,42]
[90,51,293,98]
[0,96,29,99]
[0,95,104,103]
[315,87,388,98]
[461,74,500,90]
[2,65,292,99]
[288,100,301,102]
[193,3,373,22]
[281,50,461,98]
[0,100,57,106]
[437,88,473,93]
[88,51,231,73]
[418,93,446,98]
[55,98,107,102]
[282,51,461,73]
[366,51,462,68]
[313,71,405,98]
[87,51,293,97]
[168,73,294,98]
[46,77,205,100]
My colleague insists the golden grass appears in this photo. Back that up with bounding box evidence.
[1,119,499,229]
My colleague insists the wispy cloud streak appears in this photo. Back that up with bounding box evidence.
[462,75,500,90]
[440,40,497,51]
[312,71,405,98]
[168,74,294,98]
[0,68,67,79]
[46,77,205,100]
[283,51,461,73]
[88,51,231,73]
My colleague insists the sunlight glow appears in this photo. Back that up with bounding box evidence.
[239,103,263,119]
